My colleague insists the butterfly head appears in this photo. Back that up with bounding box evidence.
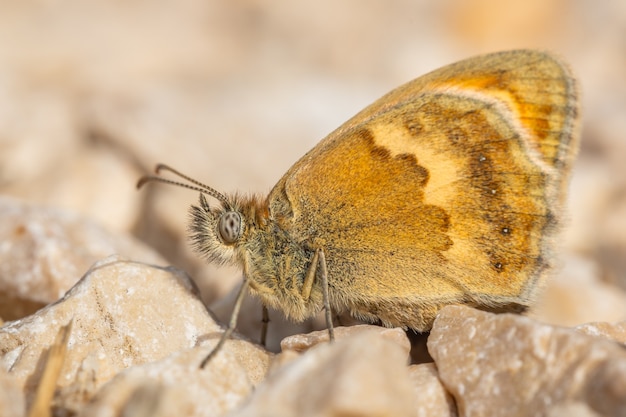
[137,164,268,268]
[188,193,249,266]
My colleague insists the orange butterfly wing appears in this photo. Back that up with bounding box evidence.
[267,50,579,329]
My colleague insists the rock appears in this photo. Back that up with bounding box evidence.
[28,322,74,417]
[428,305,626,417]
[79,342,269,417]
[575,320,626,345]
[546,402,603,417]
[0,197,165,321]
[0,257,271,415]
[280,324,410,356]
[234,331,416,417]
[0,365,24,417]
[408,363,457,417]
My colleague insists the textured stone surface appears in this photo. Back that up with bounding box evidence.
[428,305,626,417]
[280,324,410,356]
[0,258,244,414]
[409,363,457,417]
[234,331,416,417]
[79,343,268,417]
[0,197,165,321]
[0,365,24,417]
[575,320,626,345]
[546,402,603,417]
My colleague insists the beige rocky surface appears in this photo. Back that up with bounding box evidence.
[428,305,626,417]
[0,257,271,415]
[575,320,626,345]
[234,331,417,417]
[0,196,165,321]
[1,253,626,416]
[0,366,24,417]
[280,323,410,354]
[409,363,458,417]
[78,343,267,417]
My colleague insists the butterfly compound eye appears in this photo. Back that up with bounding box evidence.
[218,211,242,244]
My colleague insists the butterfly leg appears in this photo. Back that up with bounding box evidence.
[260,305,269,347]
[317,248,335,343]
[200,277,249,368]
[302,248,335,342]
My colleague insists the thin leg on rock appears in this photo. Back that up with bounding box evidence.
[200,278,249,368]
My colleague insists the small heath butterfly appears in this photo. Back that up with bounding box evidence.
[138,49,580,367]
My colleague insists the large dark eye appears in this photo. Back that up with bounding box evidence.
[218,211,242,244]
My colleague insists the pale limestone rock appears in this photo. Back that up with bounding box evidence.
[409,363,457,417]
[79,342,269,417]
[428,305,626,417]
[0,365,24,417]
[267,349,302,374]
[234,331,416,417]
[0,258,231,414]
[0,197,165,320]
[546,402,603,417]
[575,320,626,345]
[280,324,410,356]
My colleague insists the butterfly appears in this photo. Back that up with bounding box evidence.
[138,49,580,367]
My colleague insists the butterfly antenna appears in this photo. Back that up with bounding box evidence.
[137,163,229,205]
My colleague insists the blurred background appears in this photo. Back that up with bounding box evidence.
[1,0,625,345]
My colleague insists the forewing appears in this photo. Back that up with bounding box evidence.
[268,50,579,318]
